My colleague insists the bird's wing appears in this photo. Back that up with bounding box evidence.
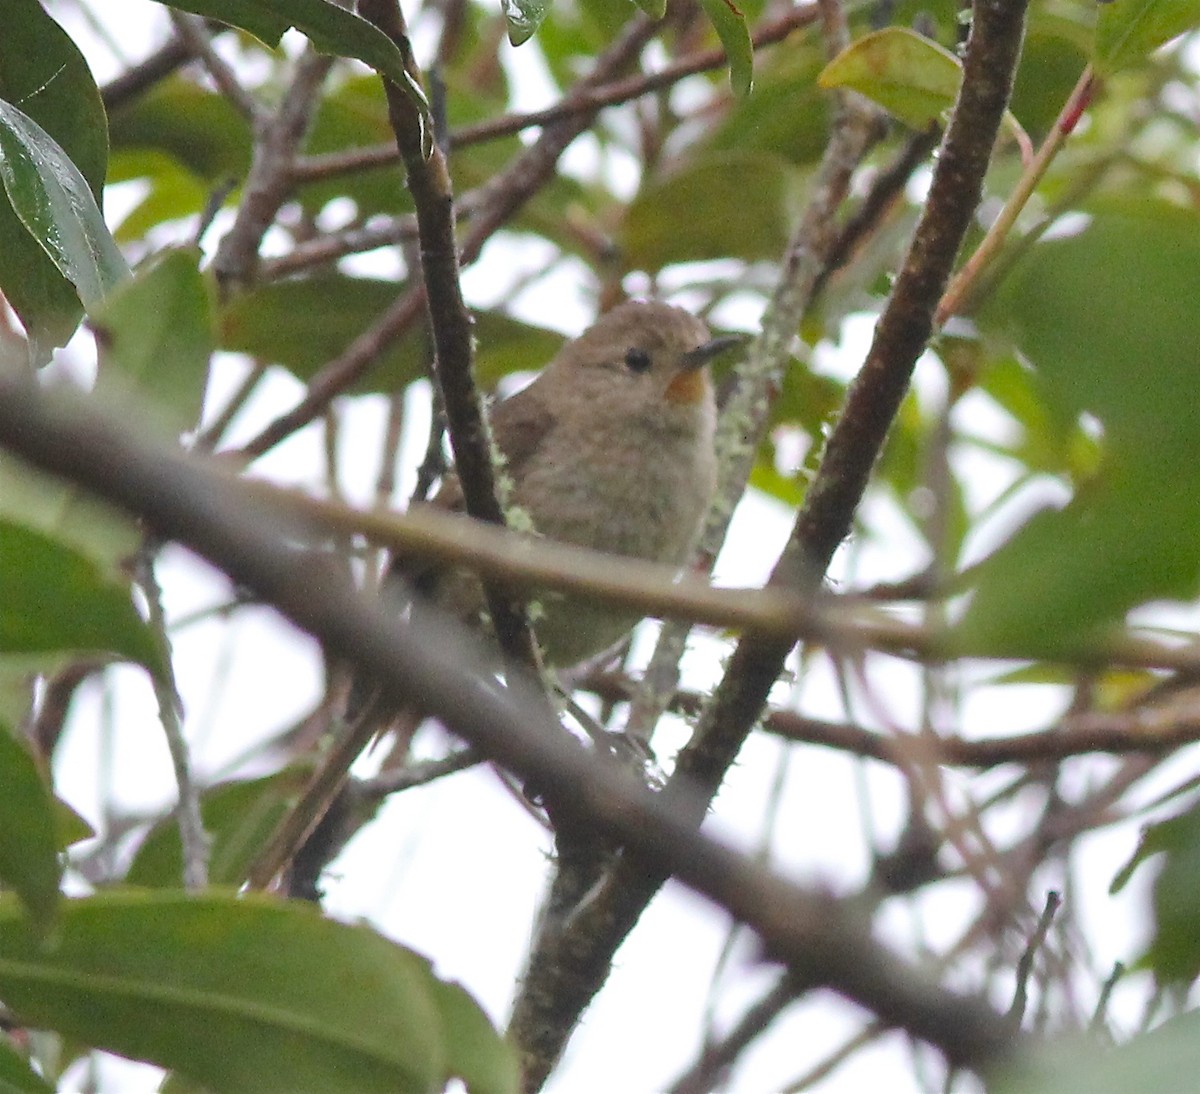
[431,380,555,513]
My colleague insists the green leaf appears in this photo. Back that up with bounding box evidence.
[0,891,448,1094]
[0,1037,53,1094]
[0,0,113,362]
[0,101,130,314]
[1143,801,1200,982]
[109,80,252,182]
[1095,0,1200,76]
[708,45,829,165]
[159,0,432,152]
[53,796,95,850]
[818,27,1027,148]
[697,0,753,95]
[0,452,140,571]
[994,1013,1200,1094]
[0,726,60,932]
[0,519,160,673]
[221,280,565,393]
[108,150,212,242]
[958,202,1200,655]
[92,248,215,438]
[985,201,1200,459]
[126,767,315,888]
[431,979,521,1094]
[621,151,794,272]
[502,0,551,46]
[819,28,961,129]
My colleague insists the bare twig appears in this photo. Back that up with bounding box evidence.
[937,65,1096,323]
[670,973,808,1094]
[232,13,658,464]
[1088,961,1124,1038]
[584,671,1200,768]
[211,48,334,294]
[358,0,540,672]
[624,0,884,748]
[101,35,195,113]
[1007,890,1062,1027]
[134,543,210,891]
[289,5,820,183]
[168,12,260,122]
[357,748,481,799]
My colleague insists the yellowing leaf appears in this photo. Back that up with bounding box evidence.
[819,28,962,129]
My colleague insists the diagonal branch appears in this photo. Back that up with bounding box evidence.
[506,0,1032,1085]
[0,370,1016,1084]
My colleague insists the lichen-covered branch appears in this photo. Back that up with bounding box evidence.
[506,0,1032,1086]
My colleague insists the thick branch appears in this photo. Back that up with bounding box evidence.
[0,373,1015,1080]
[506,0,1032,1085]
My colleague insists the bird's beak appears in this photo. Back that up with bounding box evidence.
[667,334,745,404]
[680,333,747,370]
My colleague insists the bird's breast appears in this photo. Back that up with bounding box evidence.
[516,416,716,565]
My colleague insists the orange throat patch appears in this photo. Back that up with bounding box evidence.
[665,368,709,405]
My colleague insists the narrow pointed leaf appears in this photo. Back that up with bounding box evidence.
[0,0,113,361]
[0,101,130,312]
[698,0,753,95]
[0,726,60,932]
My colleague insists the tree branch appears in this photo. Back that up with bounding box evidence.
[358,0,540,670]
[0,371,1015,1083]
[506,0,1032,1084]
[231,13,658,463]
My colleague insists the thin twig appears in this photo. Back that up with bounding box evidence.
[358,0,540,671]
[670,973,808,1094]
[101,35,194,113]
[232,13,658,464]
[168,12,261,122]
[937,65,1096,323]
[134,543,210,891]
[357,748,481,799]
[289,5,820,183]
[1088,961,1124,1038]
[623,0,884,748]
[1007,890,1062,1027]
[211,47,334,295]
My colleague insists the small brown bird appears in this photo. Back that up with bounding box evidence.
[413,298,739,667]
[285,301,739,898]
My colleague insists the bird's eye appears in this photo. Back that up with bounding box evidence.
[624,347,652,373]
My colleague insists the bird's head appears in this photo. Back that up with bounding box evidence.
[547,300,742,424]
